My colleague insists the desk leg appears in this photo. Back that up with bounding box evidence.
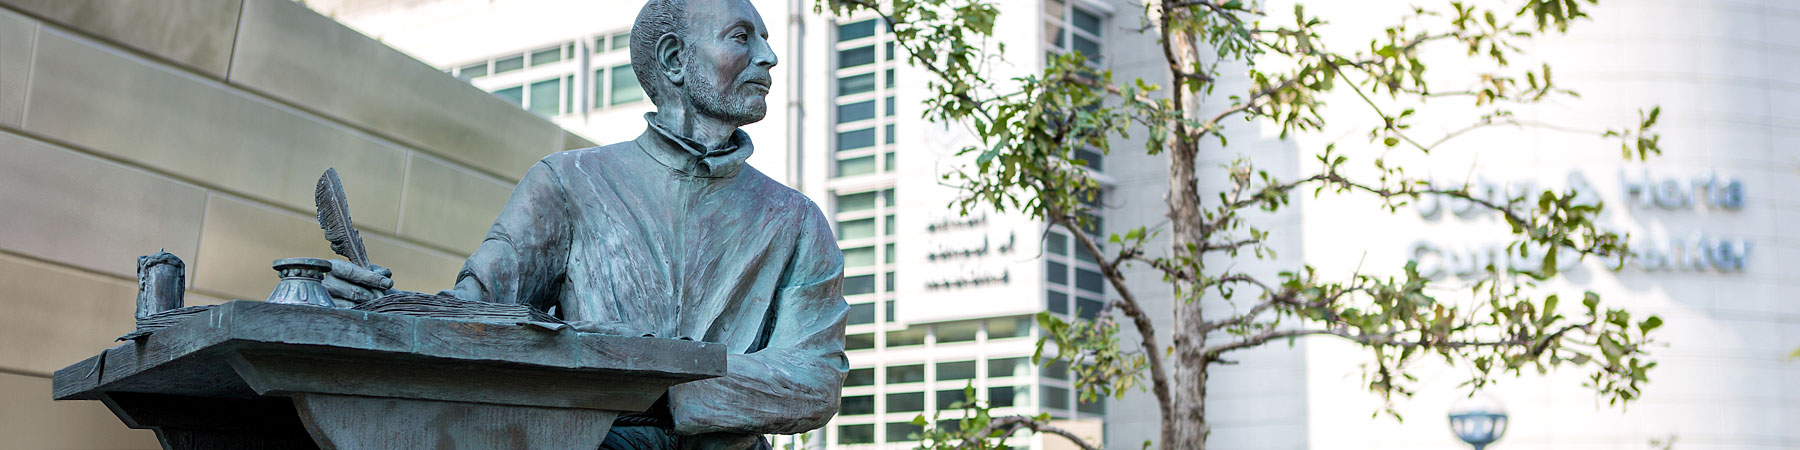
[292,393,616,450]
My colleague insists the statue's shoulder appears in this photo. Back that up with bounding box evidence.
[732,165,822,215]
[537,140,640,168]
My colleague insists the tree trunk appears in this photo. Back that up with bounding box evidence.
[1160,3,1208,448]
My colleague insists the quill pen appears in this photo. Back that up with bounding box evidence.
[314,168,370,268]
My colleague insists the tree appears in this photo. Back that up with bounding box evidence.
[817,0,1666,449]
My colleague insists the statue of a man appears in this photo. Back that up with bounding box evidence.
[326,0,848,447]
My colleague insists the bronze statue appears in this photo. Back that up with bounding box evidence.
[325,0,848,448]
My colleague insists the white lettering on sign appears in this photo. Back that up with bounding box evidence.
[1410,169,1752,279]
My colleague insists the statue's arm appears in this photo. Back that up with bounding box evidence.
[439,160,572,311]
[666,204,849,436]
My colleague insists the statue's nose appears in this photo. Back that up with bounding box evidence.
[754,36,778,69]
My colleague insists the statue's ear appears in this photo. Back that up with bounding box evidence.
[657,33,684,86]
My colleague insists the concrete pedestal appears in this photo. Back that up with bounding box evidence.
[53,301,725,450]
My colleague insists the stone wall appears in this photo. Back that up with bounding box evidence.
[0,1,592,446]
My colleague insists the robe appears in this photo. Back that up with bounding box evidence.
[441,114,848,446]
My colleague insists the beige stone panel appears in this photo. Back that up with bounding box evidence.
[0,0,241,79]
[229,0,564,181]
[398,154,510,255]
[0,7,34,127]
[0,252,136,376]
[564,129,597,150]
[194,195,465,300]
[0,131,207,278]
[21,28,407,232]
[364,232,468,295]
[0,372,157,449]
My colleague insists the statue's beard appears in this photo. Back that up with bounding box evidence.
[687,67,768,127]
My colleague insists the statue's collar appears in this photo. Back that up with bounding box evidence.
[636,113,754,178]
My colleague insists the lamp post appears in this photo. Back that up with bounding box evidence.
[1448,392,1508,450]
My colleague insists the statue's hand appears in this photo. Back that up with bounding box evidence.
[323,259,394,304]
[566,320,654,337]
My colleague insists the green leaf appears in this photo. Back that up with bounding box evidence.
[1638,316,1663,334]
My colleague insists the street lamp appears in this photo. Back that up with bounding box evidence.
[1448,392,1508,450]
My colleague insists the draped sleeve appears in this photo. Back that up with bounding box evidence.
[441,160,572,312]
[665,200,849,435]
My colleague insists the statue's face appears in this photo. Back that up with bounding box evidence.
[683,0,777,127]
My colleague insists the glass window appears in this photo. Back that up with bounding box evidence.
[839,73,876,96]
[883,189,896,207]
[936,388,969,409]
[1072,34,1101,61]
[1076,242,1099,264]
[1078,297,1104,321]
[885,68,895,89]
[839,45,876,69]
[887,364,926,383]
[456,62,487,80]
[884,300,896,323]
[838,19,877,42]
[884,96,896,116]
[1042,385,1069,409]
[936,321,979,343]
[885,422,923,442]
[1047,290,1069,314]
[846,368,876,386]
[1042,360,1069,380]
[885,124,896,145]
[988,317,1031,339]
[1075,268,1104,293]
[838,100,876,124]
[839,218,876,240]
[530,46,562,66]
[563,75,574,114]
[838,424,874,445]
[494,54,524,74]
[1076,147,1104,171]
[846,333,875,350]
[838,192,879,213]
[1072,8,1102,35]
[610,31,632,50]
[610,64,644,105]
[884,215,896,236]
[887,327,926,347]
[884,272,895,293]
[837,156,876,178]
[848,302,875,325]
[885,41,895,61]
[844,246,876,268]
[842,395,876,415]
[1045,0,1066,20]
[936,361,976,381]
[884,243,896,264]
[988,357,1027,378]
[886,392,924,413]
[844,275,875,296]
[838,127,876,151]
[1047,233,1068,256]
[1047,260,1068,285]
[527,79,560,116]
[593,68,605,107]
[989,386,1025,408]
[1078,395,1106,415]
[493,85,523,106]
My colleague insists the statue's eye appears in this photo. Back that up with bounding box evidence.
[732,32,749,44]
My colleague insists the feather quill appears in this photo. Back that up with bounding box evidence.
[314,168,370,268]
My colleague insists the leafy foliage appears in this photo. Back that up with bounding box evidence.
[817,0,1665,448]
